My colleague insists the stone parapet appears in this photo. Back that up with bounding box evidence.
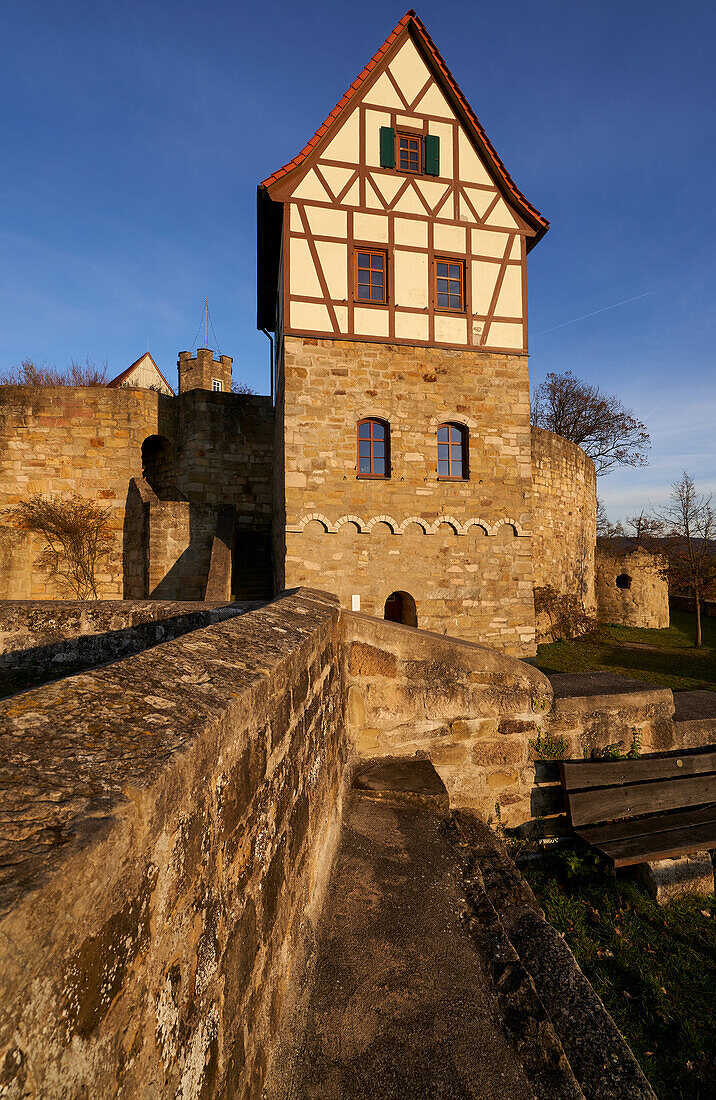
[0,589,346,1100]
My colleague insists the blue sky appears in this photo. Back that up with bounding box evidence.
[2,0,714,522]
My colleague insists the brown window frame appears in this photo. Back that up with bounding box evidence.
[396,130,422,174]
[434,257,465,314]
[354,248,388,306]
[357,418,390,479]
[437,422,468,480]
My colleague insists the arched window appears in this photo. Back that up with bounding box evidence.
[357,418,390,478]
[437,423,468,479]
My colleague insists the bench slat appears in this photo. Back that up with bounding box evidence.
[560,750,716,792]
[577,803,716,846]
[594,820,716,867]
[566,772,716,827]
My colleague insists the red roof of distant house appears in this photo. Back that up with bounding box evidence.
[260,9,548,245]
[107,353,175,395]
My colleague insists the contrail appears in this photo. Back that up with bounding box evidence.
[533,291,654,337]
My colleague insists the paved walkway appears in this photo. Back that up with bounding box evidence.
[271,770,536,1099]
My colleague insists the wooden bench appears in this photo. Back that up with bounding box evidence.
[559,748,716,867]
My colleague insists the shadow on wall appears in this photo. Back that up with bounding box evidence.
[123,478,224,601]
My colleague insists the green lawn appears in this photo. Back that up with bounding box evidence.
[522,849,716,1099]
[536,611,716,693]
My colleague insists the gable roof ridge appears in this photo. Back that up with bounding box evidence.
[259,9,548,243]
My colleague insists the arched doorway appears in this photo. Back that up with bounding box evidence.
[141,434,174,497]
[384,591,418,627]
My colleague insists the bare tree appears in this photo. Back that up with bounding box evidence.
[3,494,114,599]
[656,473,716,647]
[596,499,625,540]
[531,371,650,475]
[625,510,665,549]
[231,380,256,395]
[0,358,108,386]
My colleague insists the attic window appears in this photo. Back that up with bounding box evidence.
[212,378,223,392]
[398,132,421,173]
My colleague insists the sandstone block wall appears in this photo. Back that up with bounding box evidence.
[0,599,242,696]
[0,590,346,1100]
[596,547,669,629]
[0,387,273,600]
[531,426,597,635]
[278,336,536,656]
[343,612,553,826]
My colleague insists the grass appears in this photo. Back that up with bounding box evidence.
[522,848,716,1099]
[536,611,716,693]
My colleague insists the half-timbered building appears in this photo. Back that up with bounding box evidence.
[258,9,549,655]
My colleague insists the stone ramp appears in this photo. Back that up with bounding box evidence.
[269,763,565,1100]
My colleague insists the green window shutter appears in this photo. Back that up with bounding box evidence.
[379,126,396,169]
[424,134,440,176]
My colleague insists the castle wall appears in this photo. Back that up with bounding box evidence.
[0,590,347,1100]
[530,426,597,631]
[278,335,535,656]
[596,547,669,629]
[0,387,274,600]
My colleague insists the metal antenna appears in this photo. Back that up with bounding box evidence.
[190,299,222,355]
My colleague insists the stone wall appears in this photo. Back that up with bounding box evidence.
[343,612,553,825]
[596,547,669,628]
[0,589,346,1099]
[278,336,536,656]
[0,386,273,600]
[531,426,597,635]
[0,598,244,696]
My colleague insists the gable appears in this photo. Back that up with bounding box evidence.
[261,12,547,242]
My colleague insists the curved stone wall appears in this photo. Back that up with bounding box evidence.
[530,427,597,629]
[596,547,670,629]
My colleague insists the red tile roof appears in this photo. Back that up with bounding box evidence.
[260,9,548,244]
[107,352,175,395]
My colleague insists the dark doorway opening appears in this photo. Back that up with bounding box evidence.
[233,528,273,601]
[616,574,632,590]
[384,591,418,627]
[141,434,175,497]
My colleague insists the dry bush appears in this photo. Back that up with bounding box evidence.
[3,494,113,599]
[534,585,596,642]
[0,358,108,386]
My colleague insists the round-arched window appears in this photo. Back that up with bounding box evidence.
[357,419,390,478]
[437,423,468,479]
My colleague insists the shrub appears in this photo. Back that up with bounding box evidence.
[534,584,596,642]
[3,494,113,599]
[0,358,108,386]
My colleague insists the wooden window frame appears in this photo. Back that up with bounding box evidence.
[354,247,388,307]
[396,129,422,175]
[434,257,466,314]
[356,418,390,479]
[437,422,469,480]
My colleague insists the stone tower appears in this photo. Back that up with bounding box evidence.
[177,348,233,394]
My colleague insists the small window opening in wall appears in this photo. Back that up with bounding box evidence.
[616,574,632,590]
[384,591,418,627]
[212,378,223,392]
